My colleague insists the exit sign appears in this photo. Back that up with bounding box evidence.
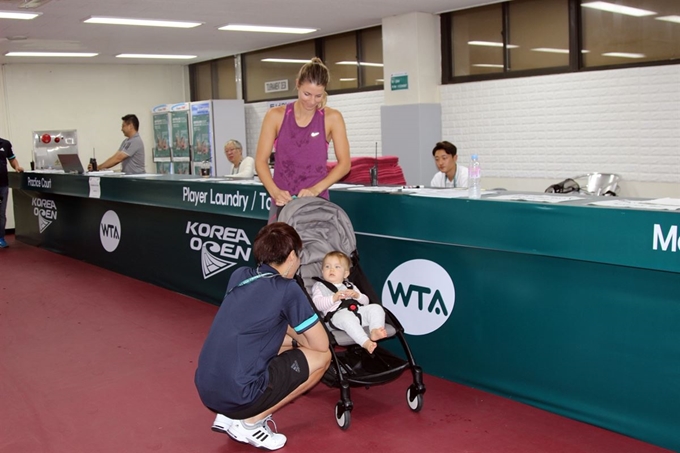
[390,73,408,91]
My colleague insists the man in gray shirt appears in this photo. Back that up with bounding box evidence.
[91,114,146,174]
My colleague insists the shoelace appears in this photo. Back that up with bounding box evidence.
[258,415,278,434]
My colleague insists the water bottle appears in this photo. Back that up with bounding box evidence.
[468,154,481,199]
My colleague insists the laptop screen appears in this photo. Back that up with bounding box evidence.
[57,153,85,174]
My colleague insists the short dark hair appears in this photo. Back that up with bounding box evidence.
[122,114,139,131]
[432,141,457,157]
[253,222,302,266]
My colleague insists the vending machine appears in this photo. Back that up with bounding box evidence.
[189,100,246,177]
[169,102,192,175]
[151,104,172,174]
[32,130,79,170]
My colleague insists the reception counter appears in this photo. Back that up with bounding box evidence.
[10,173,680,451]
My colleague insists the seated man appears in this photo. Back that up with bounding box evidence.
[224,139,254,178]
[430,141,468,188]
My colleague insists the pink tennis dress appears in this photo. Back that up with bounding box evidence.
[273,103,330,199]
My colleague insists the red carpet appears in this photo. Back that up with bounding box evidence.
[0,235,672,453]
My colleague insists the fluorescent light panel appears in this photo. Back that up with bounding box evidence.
[473,64,504,68]
[602,52,646,58]
[468,40,519,49]
[116,54,197,59]
[656,15,680,24]
[339,78,357,82]
[531,47,569,54]
[581,2,656,17]
[84,16,202,28]
[219,24,316,34]
[0,10,41,19]
[261,58,313,64]
[6,51,98,57]
[335,61,384,67]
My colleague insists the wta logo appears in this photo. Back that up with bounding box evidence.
[32,198,57,233]
[382,259,455,336]
[100,210,121,252]
[185,221,252,279]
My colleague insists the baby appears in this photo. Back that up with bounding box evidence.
[311,251,387,353]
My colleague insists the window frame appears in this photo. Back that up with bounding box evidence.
[441,0,680,85]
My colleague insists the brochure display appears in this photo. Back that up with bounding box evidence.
[151,103,193,174]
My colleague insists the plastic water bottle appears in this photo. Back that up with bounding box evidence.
[468,154,481,199]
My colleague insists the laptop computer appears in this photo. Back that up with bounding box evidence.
[57,153,85,174]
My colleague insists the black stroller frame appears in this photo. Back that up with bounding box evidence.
[279,197,426,430]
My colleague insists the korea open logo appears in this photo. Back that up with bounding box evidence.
[185,221,252,279]
[382,259,455,336]
[32,197,57,233]
[100,210,121,252]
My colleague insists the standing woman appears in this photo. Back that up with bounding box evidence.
[255,58,351,221]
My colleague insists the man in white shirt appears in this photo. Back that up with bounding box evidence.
[430,141,468,188]
[224,139,254,179]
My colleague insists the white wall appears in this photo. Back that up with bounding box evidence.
[1,63,189,229]
[441,65,680,198]
[244,90,384,160]
[3,61,678,233]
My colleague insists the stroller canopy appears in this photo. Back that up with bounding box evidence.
[278,197,357,293]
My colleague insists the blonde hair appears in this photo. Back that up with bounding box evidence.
[298,57,329,109]
[323,251,350,270]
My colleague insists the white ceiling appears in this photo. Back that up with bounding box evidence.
[0,0,497,65]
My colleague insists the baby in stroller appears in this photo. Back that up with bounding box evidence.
[312,251,388,353]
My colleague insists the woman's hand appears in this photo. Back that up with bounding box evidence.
[273,188,293,206]
[297,187,319,198]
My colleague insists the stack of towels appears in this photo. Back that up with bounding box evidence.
[328,156,406,186]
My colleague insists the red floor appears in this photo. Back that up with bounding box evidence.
[0,235,673,453]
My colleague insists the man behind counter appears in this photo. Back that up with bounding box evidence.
[89,114,145,174]
[430,140,468,189]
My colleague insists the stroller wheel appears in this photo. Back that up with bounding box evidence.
[335,401,351,430]
[406,385,424,412]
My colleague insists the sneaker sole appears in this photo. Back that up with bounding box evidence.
[211,425,229,434]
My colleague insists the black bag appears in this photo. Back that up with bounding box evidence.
[545,178,580,194]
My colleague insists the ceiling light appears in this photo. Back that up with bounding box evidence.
[531,48,592,54]
[531,47,569,54]
[219,24,316,34]
[84,16,202,28]
[339,78,357,82]
[335,61,384,67]
[581,2,656,17]
[261,58,313,64]
[473,64,504,68]
[656,15,680,24]
[0,10,42,19]
[5,52,98,57]
[116,54,197,59]
[468,41,519,49]
[602,52,646,58]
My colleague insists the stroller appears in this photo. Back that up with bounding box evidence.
[278,197,426,430]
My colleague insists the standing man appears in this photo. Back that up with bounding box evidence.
[430,140,469,188]
[90,114,145,174]
[1,137,24,248]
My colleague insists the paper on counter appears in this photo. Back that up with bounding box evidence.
[487,194,583,203]
[88,177,101,198]
[345,186,403,193]
[409,189,499,198]
[589,199,680,211]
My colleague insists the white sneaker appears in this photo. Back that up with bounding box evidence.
[227,416,287,450]
[211,413,234,434]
